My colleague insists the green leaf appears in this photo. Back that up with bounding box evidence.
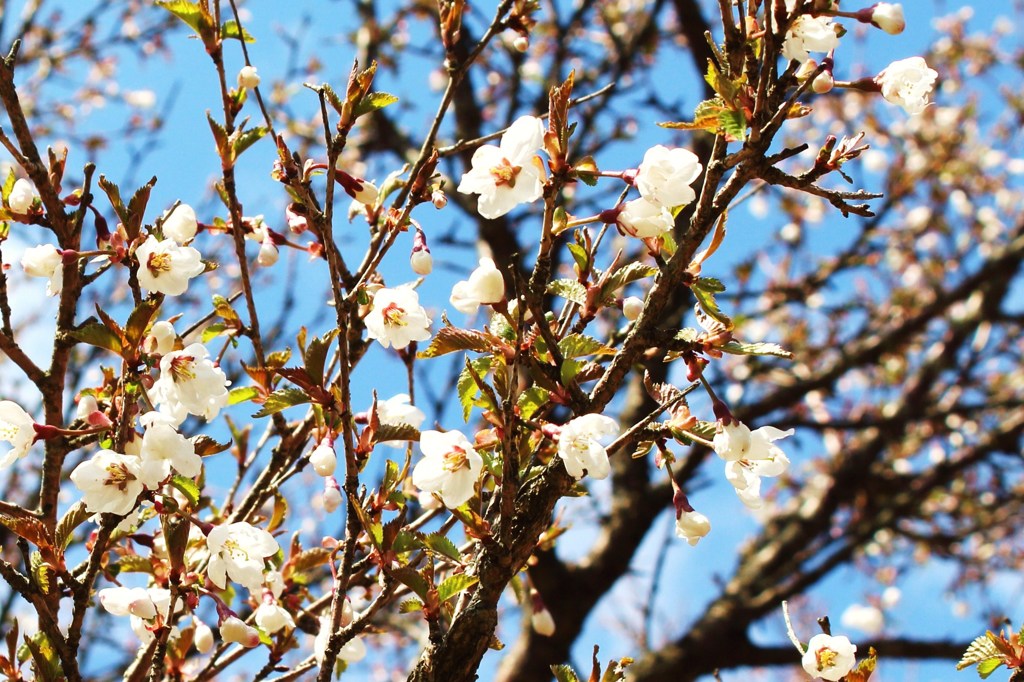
[55,501,90,552]
[155,0,205,34]
[252,387,311,417]
[375,423,420,443]
[719,109,747,140]
[695,276,725,293]
[228,385,261,405]
[114,554,155,575]
[977,658,1004,678]
[547,279,587,305]
[221,19,256,42]
[551,664,581,682]
[124,299,161,350]
[691,283,733,330]
[517,387,549,420]
[600,263,658,298]
[437,574,478,603]
[719,340,792,359]
[457,357,493,421]
[558,334,615,359]
[390,566,430,601]
[232,126,267,158]
[303,331,336,387]
[207,113,231,163]
[417,326,499,359]
[422,533,461,563]
[2,168,15,202]
[30,551,51,594]
[169,475,200,508]
[69,323,123,355]
[958,634,1002,671]
[560,358,583,387]
[567,242,590,274]
[399,599,424,613]
[353,91,399,118]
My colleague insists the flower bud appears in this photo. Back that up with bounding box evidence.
[531,606,555,636]
[309,439,337,477]
[323,477,343,513]
[194,620,215,653]
[410,228,433,275]
[254,602,295,634]
[513,35,529,52]
[862,2,905,34]
[812,69,834,94]
[622,296,644,321]
[162,203,198,244]
[8,178,37,214]
[237,65,261,89]
[144,320,177,356]
[258,236,279,266]
[431,188,447,209]
[220,615,260,647]
[76,395,100,421]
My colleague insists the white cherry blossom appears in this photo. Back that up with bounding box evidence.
[69,450,144,515]
[0,401,35,469]
[675,509,712,546]
[138,411,201,488]
[782,14,839,64]
[314,615,367,666]
[237,65,260,89]
[635,145,702,208]
[450,258,506,314]
[135,235,205,297]
[151,343,230,423]
[867,3,905,34]
[412,429,483,508]
[7,178,37,213]
[309,439,337,477]
[98,586,158,619]
[457,115,546,219]
[161,203,198,244]
[129,588,174,644]
[616,198,675,238]
[143,320,177,356]
[801,633,857,681]
[255,602,295,634]
[558,414,620,480]
[364,286,432,350]
[206,521,280,593]
[876,57,938,115]
[377,393,426,448]
[21,244,64,297]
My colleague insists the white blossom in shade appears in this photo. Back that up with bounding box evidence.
[237,65,261,89]
[622,296,644,321]
[151,343,230,423]
[714,423,751,461]
[558,414,620,480]
[143,320,177,356]
[675,509,712,546]
[635,145,702,208]
[801,633,857,681]
[714,422,793,465]
[135,235,205,296]
[531,607,555,636]
[220,616,260,648]
[314,616,367,666]
[161,204,198,244]
[7,178,37,213]
[255,602,295,634]
[412,429,483,509]
[309,439,337,477]
[782,15,839,64]
[876,57,938,115]
[206,521,280,593]
[364,286,432,350]
[21,244,64,296]
[868,3,905,34]
[138,411,201,488]
[449,258,506,314]
[725,461,764,509]
[0,401,35,469]
[616,198,675,238]
[98,586,158,619]
[457,115,546,219]
[194,620,215,653]
[841,603,884,637]
[69,450,144,515]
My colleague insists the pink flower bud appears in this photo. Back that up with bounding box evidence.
[220,615,260,648]
[323,477,343,513]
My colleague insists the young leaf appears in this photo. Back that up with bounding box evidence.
[417,326,500,358]
[551,664,581,682]
[252,387,311,417]
[227,386,261,405]
[170,475,200,508]
[155,0,205,34]
[69,323,123,355]
[422,533,462,563]
[232,126,267,158]
[221,19,256,42]
[54,501,90,552]
[719,340,792,359]
[437,574,478,603]
[353,92,399,118]
[558,334,616,359]
[547,279,588,305]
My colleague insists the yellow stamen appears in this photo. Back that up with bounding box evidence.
[489,158,522,188]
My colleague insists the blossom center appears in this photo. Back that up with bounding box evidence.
[0,421,20,443]
[147,252,172,274]
[816,647,839,671]
[222,539,252,561]
[382,302,407,327]
[169,356,197,383]
[489,158,522,188]
[442,446,469,472]
[568,436,592,456]
[104,462,138,492]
